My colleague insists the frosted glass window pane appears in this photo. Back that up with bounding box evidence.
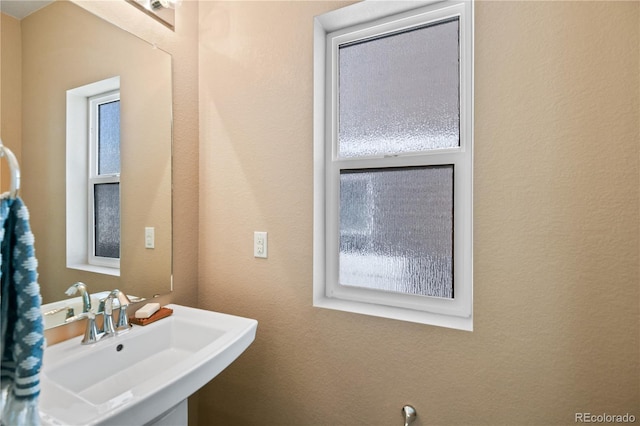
[338,18,460,158]
[339,166,453,298]
[98,100,120,175]
[94,183,120,259]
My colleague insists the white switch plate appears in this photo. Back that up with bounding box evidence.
[254,231,267,258]
[145,227,155,249]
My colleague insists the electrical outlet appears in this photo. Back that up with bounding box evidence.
[145,227,155,249]
[254,231,267,258]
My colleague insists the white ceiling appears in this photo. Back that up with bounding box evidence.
[1,0,54,19]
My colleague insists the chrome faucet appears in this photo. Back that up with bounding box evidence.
[81,289,132,345]
[65,282,92,313]
[103,289,131,336]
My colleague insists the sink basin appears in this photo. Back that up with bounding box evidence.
[39,304,258,425]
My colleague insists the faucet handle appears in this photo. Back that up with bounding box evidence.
[109,290,132,332]
[65,307,76,320]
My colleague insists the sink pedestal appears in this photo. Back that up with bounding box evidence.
[147,400,187,426]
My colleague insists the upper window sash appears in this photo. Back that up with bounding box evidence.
[327,1,472,164]
[89,91,120,180]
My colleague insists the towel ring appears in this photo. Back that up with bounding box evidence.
[0,139,21,199]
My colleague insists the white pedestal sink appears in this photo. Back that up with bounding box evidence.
[38,304,258,426]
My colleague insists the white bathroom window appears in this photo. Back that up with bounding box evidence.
[88,92,121,268]
[313,1,473,330]
[66,76,121,276]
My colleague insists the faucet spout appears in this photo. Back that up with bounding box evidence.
[65,282,92,313]
[81,289,132,345]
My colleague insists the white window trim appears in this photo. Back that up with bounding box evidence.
[313,0,474,330]
[66,76,121,276]
[88,91,121,269]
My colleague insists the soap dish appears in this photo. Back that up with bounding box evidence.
[130,307,173,326]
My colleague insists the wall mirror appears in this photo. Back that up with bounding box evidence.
[0,0,173,328]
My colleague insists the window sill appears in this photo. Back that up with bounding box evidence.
[313,295,472,331]
[67,263,120,277]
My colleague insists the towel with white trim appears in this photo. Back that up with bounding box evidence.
[0,196,45,426]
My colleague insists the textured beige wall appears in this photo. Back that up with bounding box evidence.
[0,12,22,194]
[197,1,639,425]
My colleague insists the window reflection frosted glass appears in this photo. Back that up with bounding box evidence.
[95,183,120,259]
[98,100,120,175]
[339,166,453,298]
[338,19,460,158]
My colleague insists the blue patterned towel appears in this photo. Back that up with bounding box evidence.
[0,196,45,426]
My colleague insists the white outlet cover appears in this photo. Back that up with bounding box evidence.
[254,231,267,258]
